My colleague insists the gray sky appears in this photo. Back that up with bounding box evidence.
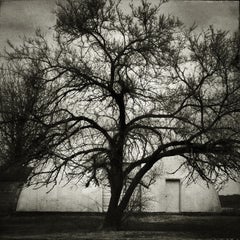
[0,0,239,50]
[161,1,238,31]
[0,0,56,49]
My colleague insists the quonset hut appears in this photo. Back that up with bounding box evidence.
[17,157,221,213]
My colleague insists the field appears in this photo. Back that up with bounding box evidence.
[0,213,240,240]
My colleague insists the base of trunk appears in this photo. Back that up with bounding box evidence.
[101,210,124,230]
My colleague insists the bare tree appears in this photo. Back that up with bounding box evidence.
[2,0,240,229]
[0,57,66,180]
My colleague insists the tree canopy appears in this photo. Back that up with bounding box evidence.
[0,0,240,229]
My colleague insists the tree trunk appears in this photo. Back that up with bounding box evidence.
[102,205,124,230]
[101,165,124,230]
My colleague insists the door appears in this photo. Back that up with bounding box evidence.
[165,179,180,212]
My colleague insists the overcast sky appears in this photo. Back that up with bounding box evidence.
[0,0,239,50]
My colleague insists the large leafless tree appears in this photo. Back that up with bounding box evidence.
[1,0,240,229]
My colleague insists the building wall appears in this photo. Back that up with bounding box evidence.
[17,182,103,212]
[17,157,221,213]
[143,178,221,213]
[140,158,221,213]
[219,179,240,196]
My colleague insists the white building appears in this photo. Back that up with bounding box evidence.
[17,157,222,213]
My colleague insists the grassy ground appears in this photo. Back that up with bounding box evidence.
[0,213,240,239]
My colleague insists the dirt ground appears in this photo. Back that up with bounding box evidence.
[0,213,240,240]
